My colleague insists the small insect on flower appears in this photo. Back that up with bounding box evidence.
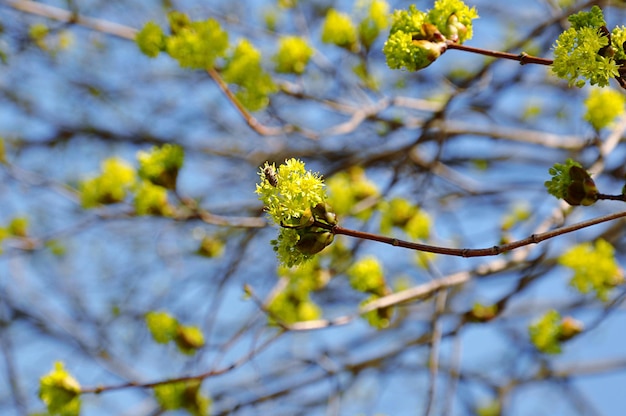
[263,165,278,187]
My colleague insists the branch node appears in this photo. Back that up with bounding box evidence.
[518,52,529,65]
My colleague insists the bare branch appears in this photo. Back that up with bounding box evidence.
[329,210,626,257]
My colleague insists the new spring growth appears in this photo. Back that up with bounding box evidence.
[383,0,478,71]
[552,5,626,88]
[544,159,598,206]
[256,159,338,267]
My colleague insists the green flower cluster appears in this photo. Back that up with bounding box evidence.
[138,143,184,190]
[584,87,626,130]
[273,36,314,74]
[383,0,478,71]
[468,302,498,322]
[196,235,225,258]
[552,6,622,88]
[222,40,278,111]
[145,310,205,355]
[256,159,325,225]
[379,197,431,240]
[29,22,73,55]
[321,9,359,51]
[426,0,477,43]
[359,295,393,329]
[358,0,391,49]
[326,166,379,219]
[39,362,81,416]
[348,255,387,295]
[134,181,172,216]
[267,287,322,324]
[544,159,597,206]
[347,256,394,329]
[135,21,165,58]
[528,310,583,354]
[256,159,337,267]
[136,12,277,111]
[321,1,391,53]
[79,145,182,216]
[266,262,325,324]
[138,11,229,69]
[154,380,210,416]
[80,158,136,208]
[0,216,29,254]
[612,26,626,62]
[559,239,624,301]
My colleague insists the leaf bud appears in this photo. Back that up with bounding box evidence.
[558,316,584,341]
[312,202,338,226]
[295,230,334,255]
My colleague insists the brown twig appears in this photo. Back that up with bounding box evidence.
[3,0,136,39]
[81,328,284,394]
[445,41,554,66]
[597,193,626,202]
[206,68,301,137]
[308,210,626,257]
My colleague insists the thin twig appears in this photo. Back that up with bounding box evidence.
[255,272,470,332]
[206,68,301,137]
[3,0,136,39]
[80,329,284,394]
[425,290,447,416]
[324,210,626,257]
[597,193,626,202]
[446,42,554,66]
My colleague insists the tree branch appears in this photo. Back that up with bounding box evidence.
[445,41,554,66]
[321,210,626,257]
[3,0,136,39]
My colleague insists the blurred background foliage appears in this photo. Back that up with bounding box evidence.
[2,0,626,415]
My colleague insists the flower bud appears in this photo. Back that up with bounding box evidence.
[421,23,445,43]
[558,316,584,341]
[445,14,467,43]
[564,166,597,206]
[312,202,338,226]
[295,230,334,255]
[411,40,444,65]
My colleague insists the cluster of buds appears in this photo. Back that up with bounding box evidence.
[410,14,470,68]
[564,165,598,206]
[444,14,468,43]
[283,202,337,255]
[410,23,448,68]
[256,159,338,265]
[384,0,478,73]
